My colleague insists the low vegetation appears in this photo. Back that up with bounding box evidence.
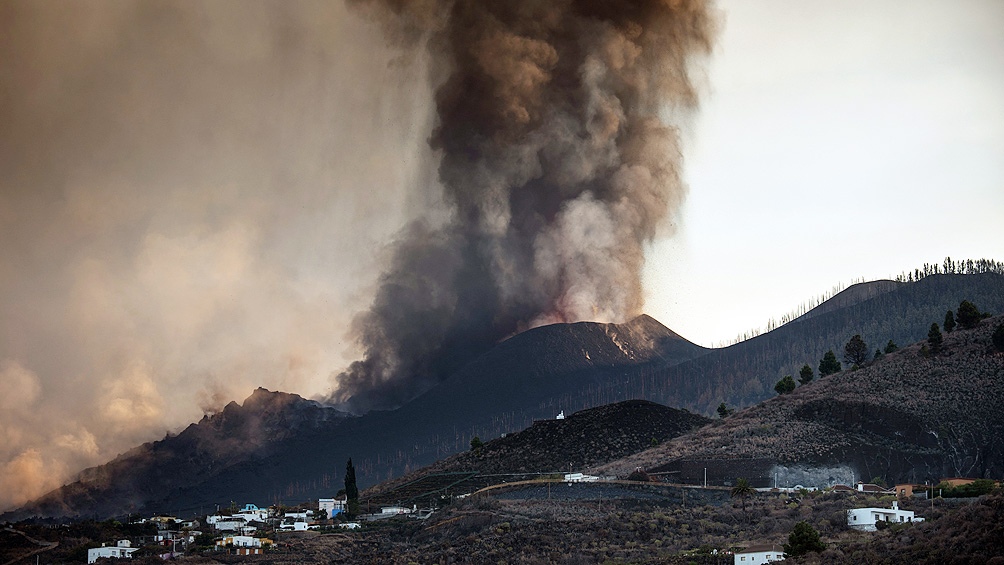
[596,315,1004,483]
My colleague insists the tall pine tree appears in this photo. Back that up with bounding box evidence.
[943,310,956,333]
[818,350,841,376]
[843,334,869,368]
[798,364,814,385]
[928,323,943,354]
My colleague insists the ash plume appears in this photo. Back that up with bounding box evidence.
[333,0,716,412]
[0,1,433,511]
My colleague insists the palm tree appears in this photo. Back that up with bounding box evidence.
[731,478,755,515]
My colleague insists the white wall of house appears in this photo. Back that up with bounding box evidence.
[733,548,783,564]
[319,497,346,518]
[847,501,923,531]
[87,545,138,563]
[213,519,249,532]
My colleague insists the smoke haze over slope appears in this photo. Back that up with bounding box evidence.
[0,0,715,511]
[332,0,716,412]
[0,0,437,510]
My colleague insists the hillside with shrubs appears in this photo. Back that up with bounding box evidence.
[598,312,1004,485]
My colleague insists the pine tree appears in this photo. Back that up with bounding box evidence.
[843,334,869,368]
[884,340,898,354]
[957,300,982,329]
[943,310,956,333]
[797,364,814,385]
[928,323,943,354]
[717,402,733,419]
[818,350,841,376]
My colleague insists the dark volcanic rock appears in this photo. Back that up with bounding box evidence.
[365,399,710,499]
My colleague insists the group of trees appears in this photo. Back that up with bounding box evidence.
[780,299,995,392]
[893,256,1004,283]
[772,334,902,397]
[928,300,992,355]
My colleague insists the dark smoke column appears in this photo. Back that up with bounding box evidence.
[333,0,716,412]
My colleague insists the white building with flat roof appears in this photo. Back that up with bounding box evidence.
[848,500,923,531]
[87,541,138,564]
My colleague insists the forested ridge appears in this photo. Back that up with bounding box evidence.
[616,271,1004,415]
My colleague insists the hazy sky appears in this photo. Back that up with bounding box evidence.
[645,0,1004,346]
[1,0,1003,510]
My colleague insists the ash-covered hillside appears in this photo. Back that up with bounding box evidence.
[363,399,709,500]
[597,314,1004,486]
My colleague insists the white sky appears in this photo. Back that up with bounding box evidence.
[643,0,1004,346]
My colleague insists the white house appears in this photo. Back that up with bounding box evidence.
[278,520,310,531]
[234,503,268,523]
[213,517,252,532]
[87,541,138,564]
[847,500,924,531]
[734,543,784,564]
[319,496,346,518]
[216,535,262,548]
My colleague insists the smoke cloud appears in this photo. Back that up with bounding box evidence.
[331,0,716,411]
[0,1,437,510]
[0,0,715,511]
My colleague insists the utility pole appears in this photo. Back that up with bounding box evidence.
[704,468,707,488]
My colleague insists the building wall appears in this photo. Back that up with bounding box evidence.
[734,550,783,564]
[847,507,918,531]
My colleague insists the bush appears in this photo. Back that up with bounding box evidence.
[784,521,825,556]
[774,375,796,395]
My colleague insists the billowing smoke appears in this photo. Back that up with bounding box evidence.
[332,0,716,411]
[0,1,434,511]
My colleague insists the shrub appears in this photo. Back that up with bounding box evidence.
[774,375,796,395]
[784,521,825,557]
